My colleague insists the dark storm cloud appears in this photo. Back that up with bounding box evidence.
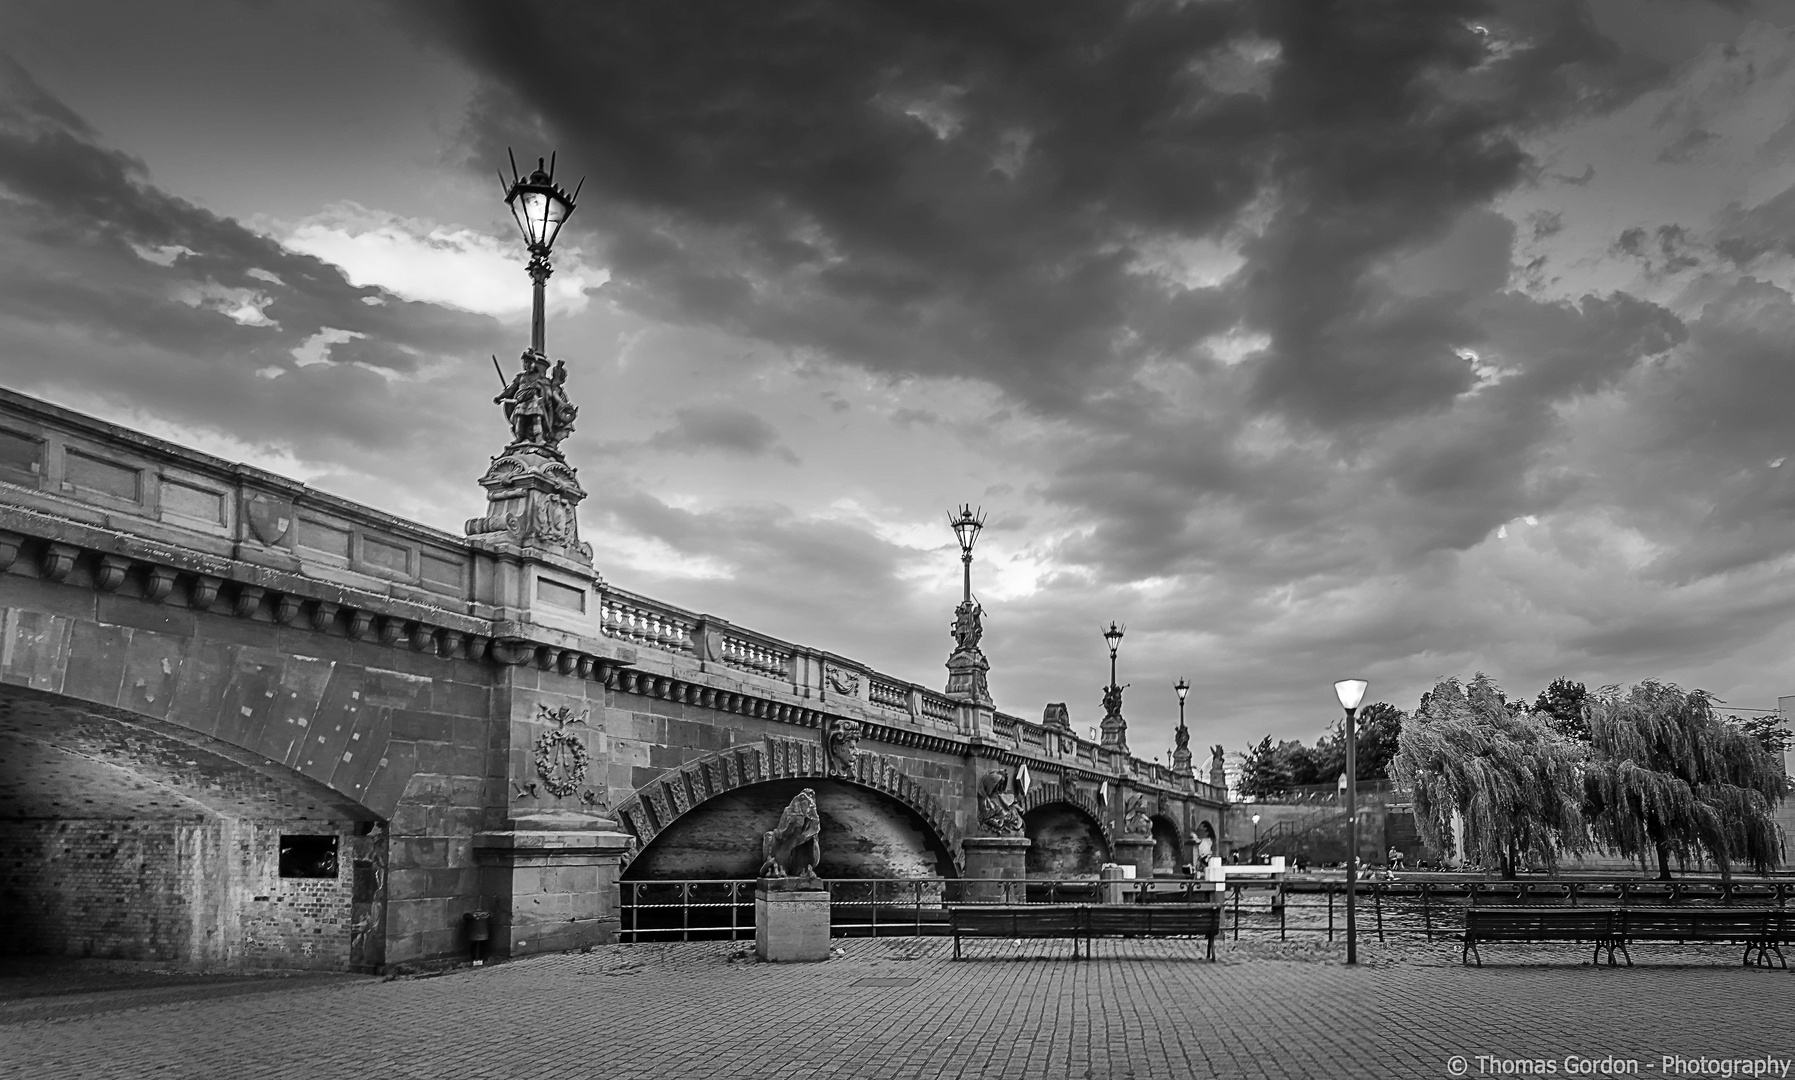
[0,54,507,454]
[644,405,799,464]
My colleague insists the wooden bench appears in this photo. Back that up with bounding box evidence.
[1462,907,1621,967]
[948,905,1086,960]
[1086,903,1221,961]
[1616,908,1785,969]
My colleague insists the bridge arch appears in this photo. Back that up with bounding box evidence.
[0,682,387,970]
[614,736,964,876]
[1020,787,1113,878]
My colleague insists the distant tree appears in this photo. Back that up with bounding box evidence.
[1394,674,1588,878]
[1354,702,1405,781]
[1583,683,1790,880]
[1236,736,1293,798]
[1534,679,1590,742]
[1723,713,1793,760]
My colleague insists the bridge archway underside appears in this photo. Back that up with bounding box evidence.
[615,737,966,874]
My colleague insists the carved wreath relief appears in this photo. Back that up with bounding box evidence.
[533,703,591,798]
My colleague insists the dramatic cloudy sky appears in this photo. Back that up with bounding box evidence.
[5,0,1795,765]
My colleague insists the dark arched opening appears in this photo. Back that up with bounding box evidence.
[0,684,382,971]
[1023,802,1110,878]
[622,777,956,881]
[1150,815,1182,874]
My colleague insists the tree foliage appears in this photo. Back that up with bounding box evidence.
[1533,679,1589,741]
[1235,703,1406,798]
[1583,682,1789,879]
[1724,713,1794,759]
[1393,674,1588,878]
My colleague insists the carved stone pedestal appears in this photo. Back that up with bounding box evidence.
[755,878,831,962]
[962,836,1031,903]
[473,812,632,959]
[1114,837,1157,882]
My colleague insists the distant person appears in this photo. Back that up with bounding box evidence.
[1388,846,1406,871]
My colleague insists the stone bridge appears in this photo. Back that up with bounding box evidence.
[0,388,1226,973]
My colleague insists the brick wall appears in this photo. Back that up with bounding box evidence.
[235,822,355,970]
[0,817,359,968]
[0,819,203,960]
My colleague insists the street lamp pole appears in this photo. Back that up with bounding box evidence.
[1334,678,1368,966]
[1104,621,1124,690]
[500,151,582,356]
[949,504,985,604]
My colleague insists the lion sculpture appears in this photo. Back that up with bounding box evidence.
[759,788,822,880]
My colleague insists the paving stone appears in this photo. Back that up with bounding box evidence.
[1,937,1788,1079]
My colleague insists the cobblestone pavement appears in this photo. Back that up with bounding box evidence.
[2,936,1789,1080]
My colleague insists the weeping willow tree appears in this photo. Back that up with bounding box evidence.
[1583,682,1789,880]
[1393,674,1588,878]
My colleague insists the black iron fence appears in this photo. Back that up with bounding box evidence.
[617,876,1795,944]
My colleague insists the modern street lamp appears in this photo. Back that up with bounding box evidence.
[948,504,985,604]
[1334,677,1369,966]
[500,150,582,356]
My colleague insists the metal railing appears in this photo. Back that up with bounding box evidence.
[618,876,1794,944]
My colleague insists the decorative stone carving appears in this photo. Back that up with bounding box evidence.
[944,599,992,705]
[825,719,861,776]
[245,493,292,546]
[346,609,376,640]
[144,565,178,603]
[274,594,305,626]
[825,666,860,696]
[977,769,1025,837]
[1042,702,1071,730]
[41,542,78,583]
[1099,681,1130,752]
[759,787,822,880]
[1124,793,1153,837]
[1172,718,1193,777]
[1208,744,1228,789]
[533,704,590,798]
[0,530,22,573]
[190,575,222,611]
[95,555,130,592]
[232,584,264,619]
[466,349,593,564]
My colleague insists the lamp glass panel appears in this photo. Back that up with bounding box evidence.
[519,190,550,247]
[1175,678,1189,702]
[537,192,571,250]
[1334,678,1368,711]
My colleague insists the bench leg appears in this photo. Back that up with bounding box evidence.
[1206,933,1216,962]
[953,932,961,961]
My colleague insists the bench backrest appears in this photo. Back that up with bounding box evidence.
[1620,908,1772,939]
[1465,908,1617,939]
[1087,905,1221,936]
[950,907,1084,936]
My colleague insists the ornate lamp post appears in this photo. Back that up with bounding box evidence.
[467,150,593,564]
[1334,677,1369,966]
[1171,677,1193,777]
[1251,813,1261,855]
[500,151,582,356]
[949,504,985,605]
[944,504,992,705]
[1099,621,1128,751]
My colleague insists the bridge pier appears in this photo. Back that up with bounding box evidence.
[473,814,632,958]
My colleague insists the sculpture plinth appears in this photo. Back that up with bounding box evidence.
[755,881,831,962]
[1113,837,1157,881]
[962,835,1031,903]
